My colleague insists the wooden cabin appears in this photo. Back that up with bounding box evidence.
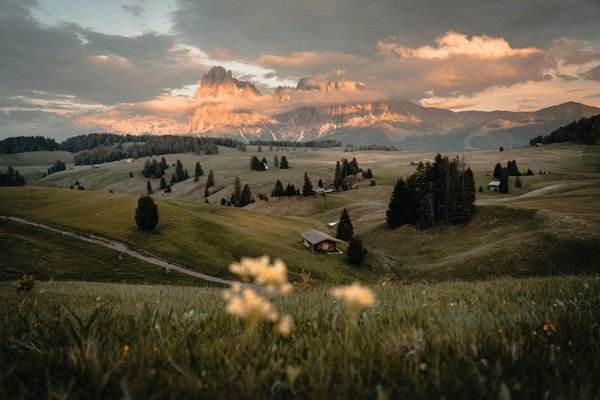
[300,230,341,253]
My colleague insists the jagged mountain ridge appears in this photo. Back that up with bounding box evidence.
[187,67,600,149]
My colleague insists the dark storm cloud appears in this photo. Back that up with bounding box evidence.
[0,1,207,106]
[172,0,600,58]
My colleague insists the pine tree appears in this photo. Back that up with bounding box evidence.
[279,156,290,169]
[514,176,522,188]
[160,176,167,190]
[147,180,152,194]
[499,167,509,193]
[318,178,324,188]
[341,158,351,178]
[207,170,215,188]
[493,162,503,179]
[386,177,417,228]
[272,180,284,197]
[204,185,210,198]
[135,195,159,231]
[257,145,262,152]
[334,161,343,190]
[232,177,242,205]
[302,172,313,196]
[336,208,354,241]
[273,155,279,168]
[347,235,367,265]
[285,183,296,196]
[195,161,204,179]
[174,159,185,182]
[463,167,476,221]
[362,168,373,179]
[239,184,252,207]
[160,157,168,171]
[129,172,133,178]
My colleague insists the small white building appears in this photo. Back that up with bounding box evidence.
[488,180,501,191]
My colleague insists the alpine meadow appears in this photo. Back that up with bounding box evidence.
[1,0,600,399]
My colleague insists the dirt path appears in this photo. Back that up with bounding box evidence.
[476,180,595,205]
[1,215,244,287]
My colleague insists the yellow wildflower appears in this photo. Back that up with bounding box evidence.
[123,344,130,356]
[450,302,457,309]
[277,315,294,338]
[330,282,376,312]
[543,323,556,333]
[229,256,292,294]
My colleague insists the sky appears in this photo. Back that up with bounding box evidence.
[0,0,599,138]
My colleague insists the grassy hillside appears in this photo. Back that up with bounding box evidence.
[0,187,371,283]
[0,150,74,182]
[1,277,599,399]
[0,219,202,286]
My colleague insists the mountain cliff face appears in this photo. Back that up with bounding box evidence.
[186,67,600,149]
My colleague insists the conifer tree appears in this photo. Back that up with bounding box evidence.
[239,184,252,207]
[129,172,133,178]
[318,178,324,188]
[147,180,152,194]
[302,172,313,196]
[232,176,242,205]
[362,168,373,179]
[279,155,290,169]
[493,162,503,179]
[499,167,509,193]
[347,235,367,265]
[195,161,204,179]
[272,180,284,197]
[160,176,167,190]
[135,195,159,231]
[206,170,215,188]
[273,155,279,168]
[336,208,354,241]
[160,157,168,171]
[514,176,522,188]
[334,161,343,190]
[175,159,185,182]
[386,177,417,228]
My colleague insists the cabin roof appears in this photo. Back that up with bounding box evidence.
[300,229,340,245]
[488,180,501,186]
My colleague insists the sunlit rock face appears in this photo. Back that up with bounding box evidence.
[193,66,261,99]
[185,67,600,148]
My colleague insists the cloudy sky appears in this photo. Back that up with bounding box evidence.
[1,0,599,138]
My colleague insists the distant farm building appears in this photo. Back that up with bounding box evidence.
[488,180,501,191]
[300,230,342,254]
[536,143,543,147]
[315,187,335,195]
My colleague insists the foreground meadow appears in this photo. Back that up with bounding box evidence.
[1,276,599,399]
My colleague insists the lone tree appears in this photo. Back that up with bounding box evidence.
[273,155,279,168]
[239,184,252,207]
[279,155,290,169]
[146,180,153,194]
[160,176,167,190]
[206,170,215,188]
[232,176,242,205]
[194,161,204,181]
[302,172,313,196]
[318,178,324,188]
[336,208,354,241]
[272,180,285,197]
[135,195,159,231]
[347,235,367,265]
[334,161,343,190]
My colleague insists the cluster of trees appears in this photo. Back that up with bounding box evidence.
[493,160,521,178]
[0,136,59,154]
[0,166,26,186]
[170,160,189,184]
[272,180,301,197]
[530,115,600,145]
[46,160,66,176]
[249,139,341,148]
[386,154,476,229]
[229,177,253,207]
[250,156,268,171]
[135,196,159,231]
[336,209,367,265]
[334,157,363,190]
[344,144,399,151]
[142,157,168,179]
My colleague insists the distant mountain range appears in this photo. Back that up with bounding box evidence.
[187,67,600,149]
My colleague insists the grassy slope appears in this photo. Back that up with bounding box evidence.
[0,187,372,283]
[1,277,599,399]
[0,220,203,286]
[0,150,74,182]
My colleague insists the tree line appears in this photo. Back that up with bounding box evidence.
[386,154,476,228]
[530,114,600,145]
[249,139,341,148]
[0,136,60,154]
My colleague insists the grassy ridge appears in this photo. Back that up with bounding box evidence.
[0,220,203,286]
[1,277,599,399]
[0,187,373,283]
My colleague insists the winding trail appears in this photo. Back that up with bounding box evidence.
[475,180,596,206]
[1,215,242,287]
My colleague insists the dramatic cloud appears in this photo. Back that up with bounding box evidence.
[172,0,600,58]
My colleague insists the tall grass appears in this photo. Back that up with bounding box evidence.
[1,276,599,399]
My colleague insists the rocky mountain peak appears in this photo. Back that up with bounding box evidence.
[193,66,261,98]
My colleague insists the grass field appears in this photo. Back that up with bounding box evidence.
[1,276,599,399]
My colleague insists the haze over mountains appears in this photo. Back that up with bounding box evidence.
[108,66,600,149]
